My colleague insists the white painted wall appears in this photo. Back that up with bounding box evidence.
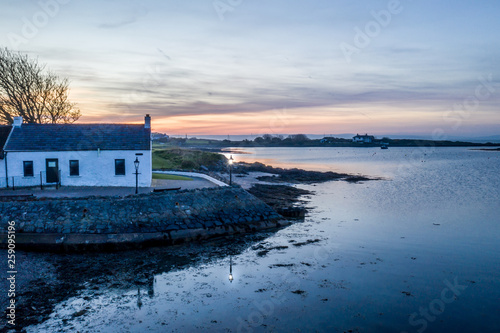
[0,157,6,188]
[353,137,373,143]
[2,150,152,188]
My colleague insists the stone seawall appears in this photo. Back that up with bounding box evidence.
[0,187,288,251]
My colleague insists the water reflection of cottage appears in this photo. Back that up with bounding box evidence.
[353,133,375,143]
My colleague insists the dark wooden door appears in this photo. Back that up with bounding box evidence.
[46,159,59,183]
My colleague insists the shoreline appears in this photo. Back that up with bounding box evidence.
[0,187,287,252]
[235,161,376,183]
[1,161,377,331]
[222,161,378,217]
[163,141,500,151]
[470,148,500,151]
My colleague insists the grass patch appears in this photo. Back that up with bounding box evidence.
[153,148,226,170]
[152,173,193,181]
[185,139,210,145]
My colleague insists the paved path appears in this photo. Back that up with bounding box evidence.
[152,177,218,191]
[0,186,152,198]
[153,171,228,187]
[226,171,278,190]
[0,176,219,199]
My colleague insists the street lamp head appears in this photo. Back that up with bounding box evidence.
[229,273,233,282]
[229,155,234,165]
[134,157,140,171]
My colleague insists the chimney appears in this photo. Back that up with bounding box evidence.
[145,114,151,129]
[13,117,23,127]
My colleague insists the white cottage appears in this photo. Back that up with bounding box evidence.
[0,115,152,188]
[353,133,375,144]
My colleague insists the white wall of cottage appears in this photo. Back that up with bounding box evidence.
[0,156,6,187]
[1,149,152,188]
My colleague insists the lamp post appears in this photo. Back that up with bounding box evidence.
[134,157,140,194]
[229,155,234,186]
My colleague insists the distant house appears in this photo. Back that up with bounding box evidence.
[353,133,375,144]
[0,115,152,188]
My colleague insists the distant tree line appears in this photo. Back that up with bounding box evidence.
[253,134,310,145]
[153,133,500,148]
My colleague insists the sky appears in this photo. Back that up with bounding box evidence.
[1,0,499,138]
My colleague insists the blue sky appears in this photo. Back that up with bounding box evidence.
[0,0,499,138]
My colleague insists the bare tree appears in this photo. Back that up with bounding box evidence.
[0,48,81,124]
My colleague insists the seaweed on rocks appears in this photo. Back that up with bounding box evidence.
[247,183,311,219]
[247,184,311,210]
[237,162,374,184]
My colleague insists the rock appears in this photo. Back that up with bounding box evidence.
[0,187,286,250]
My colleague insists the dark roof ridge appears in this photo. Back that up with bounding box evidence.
[19,123,144,126]
[5,123,150,151]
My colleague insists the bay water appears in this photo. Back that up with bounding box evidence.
[31,147,500,332]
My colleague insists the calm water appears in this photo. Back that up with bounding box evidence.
[32,147,500,332]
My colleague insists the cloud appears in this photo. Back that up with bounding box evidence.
[6,0,495,135]
[99,17,139,29]
[98,7,148,29]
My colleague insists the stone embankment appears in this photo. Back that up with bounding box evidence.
[0,187,287,251]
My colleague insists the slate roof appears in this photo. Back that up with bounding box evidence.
[353,134,375,138]
[0,125,12,150]
[4,124,151,151]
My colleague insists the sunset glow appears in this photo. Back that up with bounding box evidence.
[1,0,499,138]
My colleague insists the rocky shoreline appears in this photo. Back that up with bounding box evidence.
[0,187,286,252]
[248,184,312,218]
[236,161,376,183]
[1,161,377,332]
[230,161,377,218]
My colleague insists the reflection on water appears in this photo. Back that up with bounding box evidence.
[30,147,500,333]
[136,288,142,309]
[229,255,234,283]
[223,146,495,179]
